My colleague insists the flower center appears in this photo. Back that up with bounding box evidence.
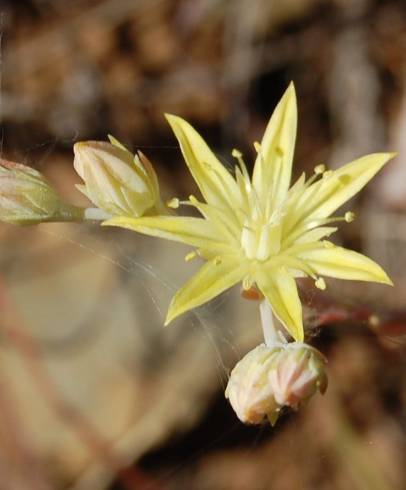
[241,219,282,261]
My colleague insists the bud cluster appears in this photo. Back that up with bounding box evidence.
[225,342,327,425]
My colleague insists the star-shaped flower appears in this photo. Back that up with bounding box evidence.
[104,83,393,341]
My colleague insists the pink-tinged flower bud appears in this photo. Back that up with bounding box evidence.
[268,344,327,408]
[73,137,164,217]
[225,343,327,425]
[0,159,83,225]
[225,344,280,425]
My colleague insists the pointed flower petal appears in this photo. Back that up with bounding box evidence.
[293,226,338,244]
[103,215,233,254]
[252,83,297,213]
[285,153,395,237]
[165,255,248,324]
[255,266,304,341]
[165,114,241,217]
[294,241,393,284]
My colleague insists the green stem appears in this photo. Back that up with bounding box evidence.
[53,202,86,222]
[83,207,112,221]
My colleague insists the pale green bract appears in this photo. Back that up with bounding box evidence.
[104,83,394,341]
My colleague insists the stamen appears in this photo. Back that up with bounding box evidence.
[345,211,355,222]
[314,164,326,175]
[253,141,261,152]
[315,277,326,290]
[232,148,250,184]
[185,251,197,262]
[167,197,180,209]
[304,166,327,188]
[174,196,201,209]
[304,212,356,229]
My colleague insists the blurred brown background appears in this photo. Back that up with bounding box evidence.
[0,0,406,489]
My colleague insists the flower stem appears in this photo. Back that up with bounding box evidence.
[54,202,86,222]
[83,207,112,221]
[259,300,287,346]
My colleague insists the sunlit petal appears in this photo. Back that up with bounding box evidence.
[165,255,248,324]
[165,115,241,218]
[285,153,395,237]
[104,215,233,254]
[252,83,297,214]
[255,266,304,342]
[294,241,393,284]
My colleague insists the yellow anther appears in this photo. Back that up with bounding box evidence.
[345,211,355,223]
[167,197,180,209]
[185,251,197,262]
[232,148,243,158]
[314,164,326,175]
[315,277,326,290]
[214,256,222,265]
[254,141,261,152]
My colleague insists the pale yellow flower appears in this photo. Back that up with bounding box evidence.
[0,159,83,225]
[74,136,165,218]
[104,83,393,341]
[225,342,327,425]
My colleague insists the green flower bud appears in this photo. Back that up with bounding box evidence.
[225,342,327,425]
[0,159,82,225]
[73,137,163,217]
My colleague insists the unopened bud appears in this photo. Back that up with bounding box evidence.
[0,159,83,225]
[225,342,327,425]
[73,138,163,217]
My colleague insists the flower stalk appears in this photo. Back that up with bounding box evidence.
[259,299,288,346]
